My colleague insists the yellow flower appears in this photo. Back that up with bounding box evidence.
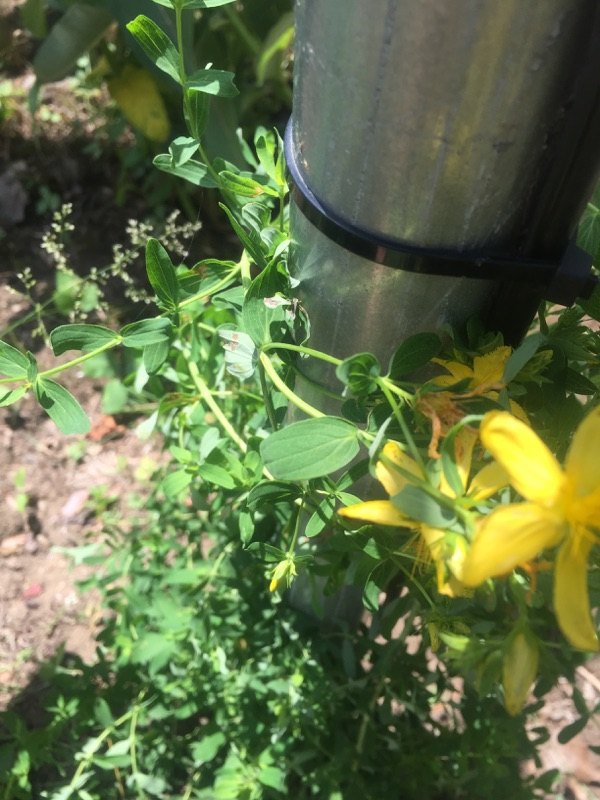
[421,347,526,458]
[338,431,507,597]
[432,346,511,394]
[462,410,600,651]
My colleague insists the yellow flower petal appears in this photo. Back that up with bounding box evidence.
[468,461,509,501]
[565,406,600,499]
[376,441,421,496]
[471,346,511,389]
[462,503,564,586]
[554,531,599,651]
[432,359,473,386]
[480,412,564,506]
[338,499,413,527]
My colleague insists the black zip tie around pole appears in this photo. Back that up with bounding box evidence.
[284,120,598,306]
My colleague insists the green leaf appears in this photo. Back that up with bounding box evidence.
[50,324,121,356]
[34,378,90,434]
[391,485,456,528]
[198,463,236,489]
[167,136,199,166]
[246,480,301,510]
[145,238,180,309]
[126,15,180,84]
[190,732,226,764]
[242,260,289,345]
[336,353,380,397]
[94,698,113,728]
[186,68,238,97]
[120,318,171,348]
[239,510,254,545]
[503,333,544,383]
[305,495,336,537]
[578,202,600,264]
[143,339,170,373]
[0,341,29,378]
[183,88,209,140]
[0,387,28,407]
[161,469,193,497]
[131,633,177,669]
[254,127,286,189]
[218,170,278,198]
[219,203,266,268]
[33,3,112,83]
[153,154,218,187]
[26,352,38,383]
[557,715,589,744]
[562,367,598,395]
[258,765,286,792]
[388,333,441,379]
[219,328,257,380]
[578,282,600,321]
[260,418,361,480]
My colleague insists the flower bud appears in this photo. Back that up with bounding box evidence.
[502,632,539,716]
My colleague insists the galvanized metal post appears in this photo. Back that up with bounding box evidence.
[285,1,600,622]
[286,0,600,414]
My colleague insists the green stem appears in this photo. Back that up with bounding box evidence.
[129,705,146,800]
[377,378,426,475]
[259,351,324,419]
[262,341,342,366]
[286,501,303,556]
[40,338,122,379]
[178,263,241,309]
[187,358,247,453]
[175,3,187,84]
[258,358,279,431]
[66,707,138,794]
[0,338,122,386]
[222,5,261,55]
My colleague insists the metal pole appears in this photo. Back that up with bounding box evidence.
[287,0,600,413]
[285,1,600,622]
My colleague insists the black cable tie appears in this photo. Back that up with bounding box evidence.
[284,119,596,305]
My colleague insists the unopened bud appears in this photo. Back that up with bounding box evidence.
[502,632,539,716]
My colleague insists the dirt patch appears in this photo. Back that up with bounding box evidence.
[0,288,163,710]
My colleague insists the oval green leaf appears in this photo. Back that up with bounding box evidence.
[0,341,29,378]
[145,238,179,310]
[50,324,121,356]
[121,318,171,348]
[388,333,441,379]
[126,15,180,84]
[34,378,90,434]
[260,417,360,480]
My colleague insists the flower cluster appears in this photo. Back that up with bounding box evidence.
[339,409,600,652]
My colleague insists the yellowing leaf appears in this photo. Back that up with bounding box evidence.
[108,66,170,143]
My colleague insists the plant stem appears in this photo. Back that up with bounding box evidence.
[187,358,247,453]
[377,378,426,475]
[259,351,324,419]
[222,5,261,55]
[40,338,122,379]
[178,262,242,309]
[262,341,342,366]
[258,358,279,431]
[0,338,122,386]
[175,4,187,84]
[129,704,146,800]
